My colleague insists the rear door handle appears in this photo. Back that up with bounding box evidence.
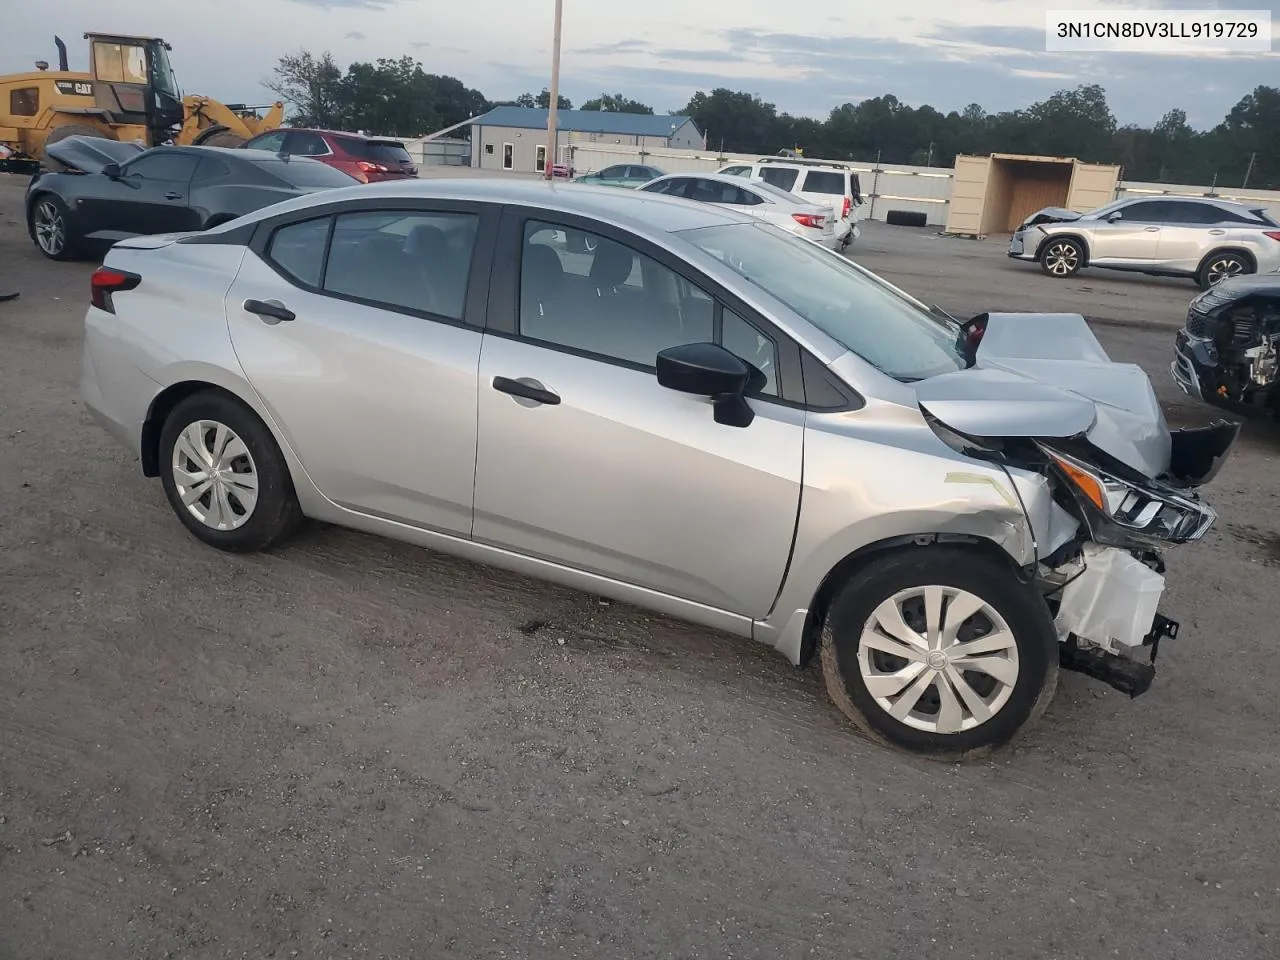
[243,298,295,323]
[492,376,560,406]
[1144,227,1160,232]
[1209,228,1226,235]
[164,191,183,200]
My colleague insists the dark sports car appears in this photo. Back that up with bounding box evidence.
[26,137,357,261]
[1172,274,1280,418]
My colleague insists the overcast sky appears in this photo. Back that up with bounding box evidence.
[14,0,1279,130]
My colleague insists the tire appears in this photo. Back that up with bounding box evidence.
[197,129,247,149]
[820,547,1059,760]
[28,193,81,261]
[158,391,303,552]
[1039,237,1084,278]
[1196,251,1252,290]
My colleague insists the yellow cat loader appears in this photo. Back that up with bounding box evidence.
[1,34,283,171]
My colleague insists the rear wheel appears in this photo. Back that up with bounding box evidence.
[1197,251,1251,290]
[820,547,1059,760]
[1040,238,1083,278]
[158,391,303,552]
[29,194,80,261]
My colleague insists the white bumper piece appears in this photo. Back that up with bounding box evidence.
[1054,544,1165,655]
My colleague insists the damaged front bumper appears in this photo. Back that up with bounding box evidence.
[1173,328,1279,418]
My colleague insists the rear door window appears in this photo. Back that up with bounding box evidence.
[286,131,331,157]
[759,167,799,191]
[801,170,846,195]
[245,131,288,153]
[322,211,480,320]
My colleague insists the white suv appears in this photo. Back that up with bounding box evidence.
[718,158,864,249]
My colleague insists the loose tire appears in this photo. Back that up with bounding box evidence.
[1039,238,1084,278]
[29,194,80,261]
[1196,251,1251,290]
[159,391,303,552]
[820,547,1059,760]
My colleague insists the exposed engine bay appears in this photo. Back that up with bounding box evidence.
[1174,275,1280,417]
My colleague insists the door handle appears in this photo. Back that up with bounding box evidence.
[243,298,295,323]
[492,376,560,406]
[1144,227,1159,232]
[1209,229,1226,235]
[164,191,183,200]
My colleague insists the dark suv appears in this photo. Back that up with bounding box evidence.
[241,128,418,183]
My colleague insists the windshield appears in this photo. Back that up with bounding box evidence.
[679,222,964,381]
[1080,198,1131,220]
[147,41,181,99]
[257,157,358,188]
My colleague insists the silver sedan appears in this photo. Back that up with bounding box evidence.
[81,178,1232,758]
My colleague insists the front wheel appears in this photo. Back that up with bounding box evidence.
[1040,238,1083,278]
[29,194,80,261]
[820,547,1059,760]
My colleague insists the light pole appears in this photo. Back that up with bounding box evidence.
[544,0,563,179]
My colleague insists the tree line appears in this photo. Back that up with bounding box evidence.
[267,50,1280,190]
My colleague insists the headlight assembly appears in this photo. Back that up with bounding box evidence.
[1040,445,1216,546]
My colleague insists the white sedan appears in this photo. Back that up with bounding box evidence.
[639,173,838,248]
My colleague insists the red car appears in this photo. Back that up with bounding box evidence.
[240,128,418,183]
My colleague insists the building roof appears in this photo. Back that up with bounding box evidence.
[472,106,698,139]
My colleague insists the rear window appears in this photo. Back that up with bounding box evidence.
[364,140,413,164]
[801,171,846,195]
[257,157,357,188]
[759,167,798,191]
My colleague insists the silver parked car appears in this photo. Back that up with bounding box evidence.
[81,179,1236,759]
[1009,195,1280,289]
[638,172,838,248]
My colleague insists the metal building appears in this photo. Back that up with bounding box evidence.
[468,106,704,174]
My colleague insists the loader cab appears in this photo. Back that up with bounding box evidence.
[85,33,183,142]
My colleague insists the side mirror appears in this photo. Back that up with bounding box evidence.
[656,342,756,427]
[102,163,121,179]
[1106,211,1123,222]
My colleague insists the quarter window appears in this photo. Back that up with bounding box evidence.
[322,211,480,320]
[267,217,330,288]
[801,171,846,195]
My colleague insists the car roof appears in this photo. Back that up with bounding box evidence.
[1125,194,1253,212]
[221,177,754,234]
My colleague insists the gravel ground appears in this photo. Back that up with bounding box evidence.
[1,175,1278,960]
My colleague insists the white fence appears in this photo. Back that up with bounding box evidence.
[564,143,1280,228]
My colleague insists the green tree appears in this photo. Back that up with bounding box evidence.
[683,89,779,153]
[512,90,572,110]
[265,49,346,127]
[580,93,653,114]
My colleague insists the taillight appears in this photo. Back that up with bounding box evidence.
[842,195,851,219]
[793,213,825,228]
[1263,231,1280,242]
[90,266,140,313]
[356,161,389,174]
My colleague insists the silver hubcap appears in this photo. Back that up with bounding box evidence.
[34,201,65,256]
[857,586,1020,734]
[1044,242,1079,276]
[171,420,259,531]
[1206,257,1245,285]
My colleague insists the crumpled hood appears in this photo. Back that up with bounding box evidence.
[915,312,1172,477]
[1019,206,1083,229]
[44,136,145,174]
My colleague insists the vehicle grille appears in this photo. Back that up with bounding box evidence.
[1187,308,1261,346]
[1185,309,1215,338]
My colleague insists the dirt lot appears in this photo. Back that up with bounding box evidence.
[2,175,1279,960]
